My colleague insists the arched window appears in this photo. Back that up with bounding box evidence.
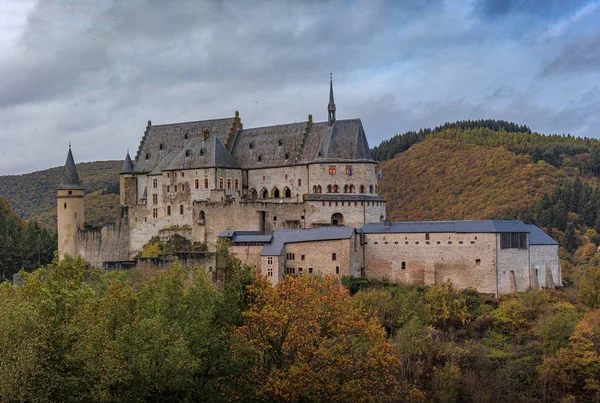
[344,184,349,193]
[159,144,164,150]
[332,252,337,261]
[284,187,291,198]
[250,188,257,200]
[327,184,332,193]
[272,187,280,198]
[331,213,343,226]
[380,215,384,222]
[262,188,269,199]
[199,210,205,222]
[369,185,374,193]
[333,184,339,193]
[360,185,365,193]
[313,185,317,193]
[349,184,355,193]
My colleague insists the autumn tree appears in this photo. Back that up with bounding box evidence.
[228,275,419,402]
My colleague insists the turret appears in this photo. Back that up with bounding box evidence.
[57,145,85,258]
[120,150,137,206]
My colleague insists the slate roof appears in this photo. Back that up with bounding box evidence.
[261,227,355,256]
[59,147,84,190]
[525,224,559,245]
[306,194,384,202]
[133,117,236,173]
[218,231,273,244]
[360,220,531,234]
[164,136,240,171]
[122,152,133,173]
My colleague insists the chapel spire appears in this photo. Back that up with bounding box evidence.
[328,73,336,126]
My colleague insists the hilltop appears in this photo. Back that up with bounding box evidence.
[379,138,565,221]
[0,160,121,230]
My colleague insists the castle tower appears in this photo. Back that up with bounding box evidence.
[328,73,336,126]
[57,145,85,258]
[120,150,137,206]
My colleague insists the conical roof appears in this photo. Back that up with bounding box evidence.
[328,74,336,112]
[122,151,134,173]
[59,146,84,190]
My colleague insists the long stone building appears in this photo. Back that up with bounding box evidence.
[57,78,560,294]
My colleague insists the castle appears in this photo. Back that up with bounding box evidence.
[57,78,561,294]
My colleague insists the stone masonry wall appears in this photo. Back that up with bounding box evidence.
[363,232,498,294]
[307,162,379,194]
[529,244,561,288]
[76,222,131,269]
[497,234,531,293]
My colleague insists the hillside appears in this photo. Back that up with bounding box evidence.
[0,160,121,229]
[0,196,25,227]
[380,138,565,221]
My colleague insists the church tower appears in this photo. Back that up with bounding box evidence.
[328,73,336,125]
[57,145,85,258]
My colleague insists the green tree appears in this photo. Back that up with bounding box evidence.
[563,224,579,253]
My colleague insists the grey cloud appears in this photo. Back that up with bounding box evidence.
[540,32,600,76]
[474,0,589,19]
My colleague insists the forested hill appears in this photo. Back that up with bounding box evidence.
[372,119,599,173]
[379,138,564,221]
[0,161,121,230]
[0,196,25,227]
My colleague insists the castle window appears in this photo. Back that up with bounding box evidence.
[309,267,313,274]
[284,187,291,198]
[181,172,185,177]
[344,184,349,193]
[153,178,158,189]
[298,179,301,186]
[159,144,164,150]
[234,179,239,190]
[273,216,277,221]
[333,184,339,193]
[369,185,374,193]
[204,178,209,189]
[327,184,332,193]
[152,194,158,204]
[329,165,336,175]
[298,268,303,274]
[268,268,273,277]
[174,185,178,192]
[278,140,282,146]
[425,233,430,240]
[219,178,224,189]
[199,211,205,222]
[200,149,204,156]
[471,241,475,244]
[167,185,170,192]
[332,253,337,261]
[64,203,67,209]
[179,205,184,215]
[262,188,269,199]
[68,190,72,195]
[227,179,232,189]
[459,241,463,244]
[401,262,406,270]
[249,143,254,149]
[437,241,441,244]
[346,165,352,175]
[153,208,158,218]
[185,150,190,157]
[317,185,322,193]
[313,185,317,193]
[360,185,365,193]
[195,179,199,189]
[267,257,273,265]
[500,232,527,249]
[335,266,339,275]
[285,152,289,159]
[272,187,280,198]
[476,259,481,265]
[301,255,305,260]
[167,206,171,216]
[184,133,188,139]
[354,202,357,206]
[258,155,262,162]
[286,253,295,260]
[361,202,364,206]
[145,153,150,160]
[349,185,355,193]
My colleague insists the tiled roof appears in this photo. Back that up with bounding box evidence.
[261,227,355,256]
[360,220,531,234]
[525,224,559,245]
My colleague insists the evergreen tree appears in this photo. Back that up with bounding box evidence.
[552,200,568,231]
[534,194,554,228]
[563,224,579,254]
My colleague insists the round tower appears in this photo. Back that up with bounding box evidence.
[57,145,85,258]
[120,150,137,206]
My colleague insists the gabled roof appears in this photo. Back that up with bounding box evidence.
[58,147,84,190]
[218,230,273,244]
[165,136,240,170]
[526,224,559,245]
[133,117,236,173]
[360,220,531,234]
[261,227,355,256]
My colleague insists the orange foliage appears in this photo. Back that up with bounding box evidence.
[229,275,420,402]
[380,138,564,221]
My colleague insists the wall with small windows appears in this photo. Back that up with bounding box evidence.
[363,232,498,294]
[246,165,308,202]
[307,162,378,195]
[496,233,530,293]
[304,200,386,228]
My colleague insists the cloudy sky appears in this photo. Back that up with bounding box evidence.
[1,0,599,175]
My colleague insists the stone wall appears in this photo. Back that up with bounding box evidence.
[530,244,561,288]
[76,221,131,269]
[305,200,386,228]
[307,162,379,195]
[247,165,309,201]
[57,188,85,258]
[229,244,263,269]
[363,232,498,294]
[496,234,531,293]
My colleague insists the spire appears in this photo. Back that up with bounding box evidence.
[328,73,336,126]
[122,150,134,173]
[59,146,84,190]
